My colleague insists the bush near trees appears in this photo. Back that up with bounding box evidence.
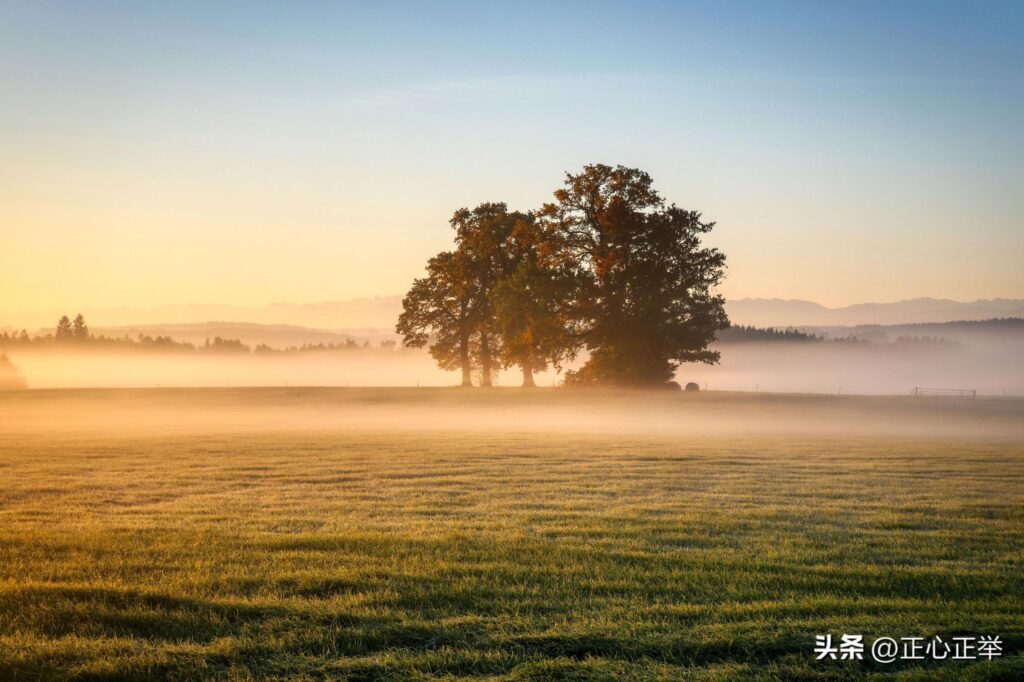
[397,164,730,387]
[0,353,27,389]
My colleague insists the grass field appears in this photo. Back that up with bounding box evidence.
[0,388,1022,680]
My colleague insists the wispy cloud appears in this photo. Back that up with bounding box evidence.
[337,72,657,108]
[337,69,1014,109]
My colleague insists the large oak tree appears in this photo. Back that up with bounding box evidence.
[538,164,728,387]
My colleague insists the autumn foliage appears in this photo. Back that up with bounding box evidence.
[397,165,729,387]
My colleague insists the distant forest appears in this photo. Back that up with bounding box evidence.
[718,318,1024,344]
[0,314,399,355]
[841,318,1024,333]
[715,325,821,343]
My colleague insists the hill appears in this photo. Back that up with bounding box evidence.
[726,297,1024,327]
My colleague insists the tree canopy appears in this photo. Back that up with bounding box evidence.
[72,313,89,340]
[539,164,728,386]
[491,215,580,387]
[396,164,728,387]
[55,315,73,341]
[451,203,522,387]
[396,250,478,386]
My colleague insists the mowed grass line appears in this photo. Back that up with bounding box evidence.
[1,429,1022,680]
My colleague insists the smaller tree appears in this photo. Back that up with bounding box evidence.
[55,315,73,341]
[72,314,89,341]
[492,217,580,386]
[451,203,523,387]
[397,250,477,386]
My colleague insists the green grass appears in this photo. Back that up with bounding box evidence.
[0,389,1022,680]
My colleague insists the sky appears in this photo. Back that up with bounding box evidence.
[2,0,1022,322]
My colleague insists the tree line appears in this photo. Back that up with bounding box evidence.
[0,315,401,355]
[397,164,729,388]
[716,325,821,343]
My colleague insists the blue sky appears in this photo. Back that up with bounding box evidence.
[1,1,1022,315]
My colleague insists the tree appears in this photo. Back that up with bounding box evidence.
[397,250,477,386]
[538,164,728,387]
[55,315,73,341]
[401,203,543,387]
[451,203,523,387]
[491,215,580,386]
[72,313,89,341]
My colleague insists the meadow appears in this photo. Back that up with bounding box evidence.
[0,388,1022,680]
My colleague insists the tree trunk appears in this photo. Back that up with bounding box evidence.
[521,359,535,387]
[459,333,472,387]
[479,331,493,387]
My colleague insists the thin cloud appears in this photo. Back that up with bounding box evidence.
[337,69,1015,109]
[337,72,657,108]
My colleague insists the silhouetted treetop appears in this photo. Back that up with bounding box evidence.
[55,315,73,341]
[540,164,729,386]
[72,314,89,340]
[397,164,729,387]
[716,325,821,343]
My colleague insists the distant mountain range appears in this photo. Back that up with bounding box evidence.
[724,298,1024,327]
[6,296,1023,333]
